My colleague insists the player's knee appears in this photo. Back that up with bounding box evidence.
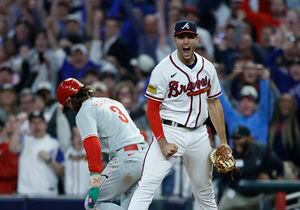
[194,182,214,195]
[138,176,162,194]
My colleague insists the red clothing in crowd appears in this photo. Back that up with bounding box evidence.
[241,0,280,42]
[0,142,18,194]
[259,0,271,14]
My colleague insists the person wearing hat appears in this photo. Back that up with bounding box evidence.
[128,20,231,210]
[218,126,284,210]
[17,111,65,196]
[219,77,273,145]
[58,43,100,82]
[130,54,155,105]
[62,13,86,44]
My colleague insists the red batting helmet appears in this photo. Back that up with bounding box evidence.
[56,78,84,106]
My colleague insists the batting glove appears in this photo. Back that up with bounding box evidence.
[87,173,102,208]
[87,187,100,208]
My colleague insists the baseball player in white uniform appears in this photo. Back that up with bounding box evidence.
[56,78,148,210]
[128,20,230,210]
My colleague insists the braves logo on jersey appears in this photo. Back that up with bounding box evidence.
[168,76,210,98]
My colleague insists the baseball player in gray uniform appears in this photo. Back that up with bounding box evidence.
[128,20,230,210]
[56,78,148,210]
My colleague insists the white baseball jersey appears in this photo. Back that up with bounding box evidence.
[18,134,63,196]
[145,50,221,128]
[76,97,144,152]
[64,147,90,196]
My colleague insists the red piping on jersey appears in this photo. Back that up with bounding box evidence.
[195,57,205,128]
[147,99,165,140]
[169,54,192,127]
[145,93,164,101]
[169,54,205,127]
[99,162,115,188]
[141,137,155,177]
[83,135,102,173]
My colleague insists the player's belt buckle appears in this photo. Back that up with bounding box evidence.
[162,119,185,128]
[123,144,139,151]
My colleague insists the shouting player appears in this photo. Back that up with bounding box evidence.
[128,20,231,210]
[56,78,148,210]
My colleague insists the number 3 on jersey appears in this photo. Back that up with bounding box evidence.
[109,106,129,123]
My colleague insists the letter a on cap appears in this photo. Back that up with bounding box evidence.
[181,23,190,29]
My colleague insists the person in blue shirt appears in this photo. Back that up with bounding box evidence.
[59,43,100,82]
[219,79,273,144]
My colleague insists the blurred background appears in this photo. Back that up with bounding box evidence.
[0,0,299,209]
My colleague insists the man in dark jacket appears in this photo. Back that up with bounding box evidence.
[218,126,283,210]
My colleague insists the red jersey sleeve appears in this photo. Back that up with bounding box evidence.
[83,136,102,173]
[147,98,165,140]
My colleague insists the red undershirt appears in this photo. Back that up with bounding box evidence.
[83,136,102,173]
[147,98,165,141]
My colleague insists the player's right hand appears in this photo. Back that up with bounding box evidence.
[87,187,100,208]
[158,137,178,158]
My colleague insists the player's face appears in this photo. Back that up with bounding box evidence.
[174,33,199,65]
[66,97,82,113]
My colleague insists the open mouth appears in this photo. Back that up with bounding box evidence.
[183,47,191,56]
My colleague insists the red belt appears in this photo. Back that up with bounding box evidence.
[123,144,139,151]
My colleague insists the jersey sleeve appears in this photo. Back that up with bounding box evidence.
[76,107,98,140]
[208,64,222,99]
[145,66,168,102]
[54,147,65,164]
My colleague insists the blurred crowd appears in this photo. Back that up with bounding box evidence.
[0,0,299,209]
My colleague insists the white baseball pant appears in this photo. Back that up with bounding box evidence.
[128,124,218,210]
[85,142,148,210]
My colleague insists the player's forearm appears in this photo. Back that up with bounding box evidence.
[83,136,103,173]
[147,99,165,140]
[208,98,227,144]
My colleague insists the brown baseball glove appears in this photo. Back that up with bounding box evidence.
[209,144,236,174]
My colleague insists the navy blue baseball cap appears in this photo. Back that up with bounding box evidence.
[28,111,46,122]
[174,20,197,37]
[232,126,250,139]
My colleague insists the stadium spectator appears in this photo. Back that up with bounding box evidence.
[114,80,149,133]
[81,68,100,86]
[268,94,300,177]
[220,81,272,144]
[0,66,14,85]
[0,117,19,194]
[31,82,72,152]
[91,81,109,98]
[265,55,300,107]
[18,88,34,114]
[240,0,284,41]
[183,4,214,58]
[17,111,64,196]
[64,127,89,196]
[218,126,284,210]
[130,54,155,104]
[0,83,18,121]
[58,43,100,82]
